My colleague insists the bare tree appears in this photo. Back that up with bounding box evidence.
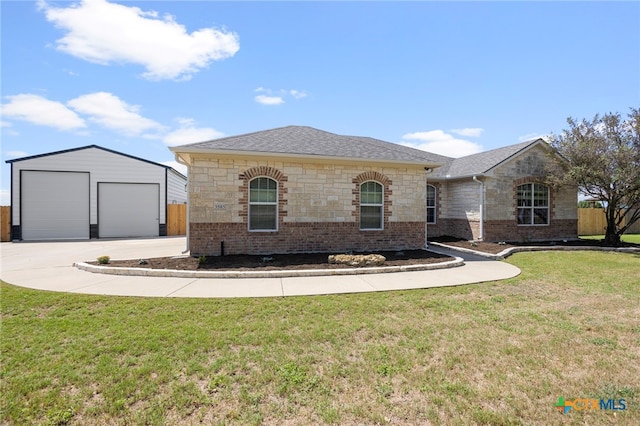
[548,108,640,246]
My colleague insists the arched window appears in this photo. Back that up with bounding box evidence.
[517,183,549,225]
[426,184,437,224]
[249,177,277,230]
[360,181,383,230]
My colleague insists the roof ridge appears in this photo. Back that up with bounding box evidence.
[459,138,540,160]
[184,125,294,146]
[186,125,338,146]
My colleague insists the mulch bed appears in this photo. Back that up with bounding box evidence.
[94,250,454,271]
[429,236,640,255]
[90,238,639,271]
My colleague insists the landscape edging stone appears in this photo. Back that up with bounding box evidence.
[74,255,464,279]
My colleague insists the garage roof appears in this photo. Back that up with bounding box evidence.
[6,145,185,177]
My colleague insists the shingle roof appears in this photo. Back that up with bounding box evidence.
[171,125,547,177]
[430,139,545,179]
[172,125,448,166]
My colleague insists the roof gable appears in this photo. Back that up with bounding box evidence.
[171,125,447,166]
[431,139,547,179]
[6,145,172,170]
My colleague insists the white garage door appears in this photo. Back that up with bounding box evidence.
[98,183,160,238]
[22,171,90,240]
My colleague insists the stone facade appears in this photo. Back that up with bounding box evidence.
[188,154,428,255]
[185,142,578,254]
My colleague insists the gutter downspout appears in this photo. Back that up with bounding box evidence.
[424,167,433,248]
[472,175,484,241]
[174,154,190,254]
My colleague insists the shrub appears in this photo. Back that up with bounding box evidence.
[328,254,385,267]
[97,256,110,265]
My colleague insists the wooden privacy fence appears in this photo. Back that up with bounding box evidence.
[1,206,10,242]
[578,208,640,236]
[167,203,187,236]
[0,204,187,240]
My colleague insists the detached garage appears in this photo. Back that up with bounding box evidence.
[6,145,187,241]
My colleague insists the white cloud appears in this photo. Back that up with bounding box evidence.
[289,89,308,99]
[254,87,308,105]
[1,120,12,127]
[39,0,240,81]
[161,160,187,176]
[401,130,483,158]
[163,118,223,146]
[255,95,285,105]
[67,92,163,137]
[0,188,10,206]
[1,94,86,131]
[451,127,483,137]
[5,151,29,158]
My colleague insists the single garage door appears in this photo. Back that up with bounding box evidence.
[98,183,160,238]
[22,171,90,240]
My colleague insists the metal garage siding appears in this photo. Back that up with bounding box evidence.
[167,169,187,204]
[21,171,90,240]
[9,147,168,228]
[98,183,160,238]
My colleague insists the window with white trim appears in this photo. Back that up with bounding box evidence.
[517,183,549,225]
[249,177,277,230]
[426,184,436,224]
[360,181,383,230]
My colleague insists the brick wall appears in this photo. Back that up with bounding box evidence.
[484,219,578,242]
[190,221,426,256]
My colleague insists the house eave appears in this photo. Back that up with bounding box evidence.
[430,173,486,181]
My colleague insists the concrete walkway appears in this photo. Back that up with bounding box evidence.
[0,237,521,298]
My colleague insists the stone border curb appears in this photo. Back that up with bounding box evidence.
[429,242,640,260]
[74,254,464,279]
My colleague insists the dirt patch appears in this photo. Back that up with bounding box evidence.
[429,236,640,255]
[93,250,453,271]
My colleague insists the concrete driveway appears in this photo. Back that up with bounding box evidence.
[0,237,521,298]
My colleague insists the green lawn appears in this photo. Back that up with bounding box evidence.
[580,234,640,244]
[2,251,639,425]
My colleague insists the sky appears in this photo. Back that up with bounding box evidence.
[1,0,639,205]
